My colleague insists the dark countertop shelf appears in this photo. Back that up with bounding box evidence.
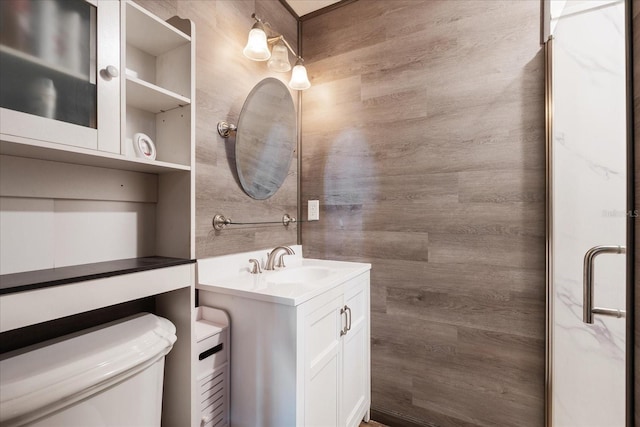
[0,257,196,295]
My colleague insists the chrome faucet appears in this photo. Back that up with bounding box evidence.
[248,258,262,274]
[265,246,295,270]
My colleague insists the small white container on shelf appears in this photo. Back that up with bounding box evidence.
[132,132,156,160]
[195,306,230,427]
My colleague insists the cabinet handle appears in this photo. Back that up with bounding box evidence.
[345,305,352,332]
[583,245,626,323]
[340,306,348,336]
[101,65,119,79]
[199,343,224,361]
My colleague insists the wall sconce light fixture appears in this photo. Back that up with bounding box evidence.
[243,13,311,90]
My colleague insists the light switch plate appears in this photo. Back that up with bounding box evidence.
[308,200,319,221]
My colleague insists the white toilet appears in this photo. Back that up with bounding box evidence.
[0,313,177,427]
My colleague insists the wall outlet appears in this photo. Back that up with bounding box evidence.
[308,200,319,221]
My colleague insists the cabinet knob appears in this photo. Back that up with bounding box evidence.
[102,65,119,79]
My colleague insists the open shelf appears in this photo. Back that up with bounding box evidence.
[125,1,190,56]
[1,134,190,174]
[126,76,190,113]
[122,3,193,172]
[0,256,195,295]
[0,259,194,333]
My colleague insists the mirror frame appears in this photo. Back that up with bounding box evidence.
[235,77,296,200]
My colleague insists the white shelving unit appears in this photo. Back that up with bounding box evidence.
[122,1,192,169]
[0,1,196,426]
[0,1,194,173]
[121,4,197,426]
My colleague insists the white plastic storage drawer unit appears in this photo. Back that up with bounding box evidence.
[195,306,230,427]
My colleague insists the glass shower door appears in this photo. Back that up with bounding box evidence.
[549,0,627,425]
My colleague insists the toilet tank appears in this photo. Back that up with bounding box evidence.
[0,313,177,427]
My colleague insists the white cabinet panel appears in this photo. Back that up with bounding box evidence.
[0,197,55,274]
[306,355,340,427]
[304,294,342,427]
[53,200,156,267]
[96,0,121,153]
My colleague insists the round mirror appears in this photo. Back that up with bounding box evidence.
[236,78,296,199]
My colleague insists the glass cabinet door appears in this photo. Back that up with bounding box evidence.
[0,0,119,152]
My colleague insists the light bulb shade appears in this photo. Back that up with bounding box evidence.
[289,63,311,90]
[267,41,291,72]
[243,26,270,61]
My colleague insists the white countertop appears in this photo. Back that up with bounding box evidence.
[196,246,371,306]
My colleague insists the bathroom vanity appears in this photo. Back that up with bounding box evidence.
[197,247,371,427]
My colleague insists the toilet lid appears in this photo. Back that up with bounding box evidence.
[0,313,176,425]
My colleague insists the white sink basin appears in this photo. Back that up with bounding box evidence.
[266,266,333,284]
[196,246,371,306]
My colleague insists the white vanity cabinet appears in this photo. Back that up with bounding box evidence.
[198,268,371,427]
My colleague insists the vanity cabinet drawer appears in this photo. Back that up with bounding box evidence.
[197,328,228,377]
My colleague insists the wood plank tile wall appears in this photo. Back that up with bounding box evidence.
[300,1,546,425]
[136,0,299,258]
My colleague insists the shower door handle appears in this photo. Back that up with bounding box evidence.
[583,245,626,324]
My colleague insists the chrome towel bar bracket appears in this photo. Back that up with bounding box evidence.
[217,121,237,138]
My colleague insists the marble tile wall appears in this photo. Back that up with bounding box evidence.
[300,1,546,425]
[550,2,627,425]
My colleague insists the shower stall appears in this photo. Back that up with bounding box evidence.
[545,0,632,425]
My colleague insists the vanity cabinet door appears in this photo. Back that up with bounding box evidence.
[302,272,370,427]
[304,293,344,427]
[0,0,120,152]
[341,275,370,427]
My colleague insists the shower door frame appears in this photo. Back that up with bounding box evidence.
[543,0,636,425]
